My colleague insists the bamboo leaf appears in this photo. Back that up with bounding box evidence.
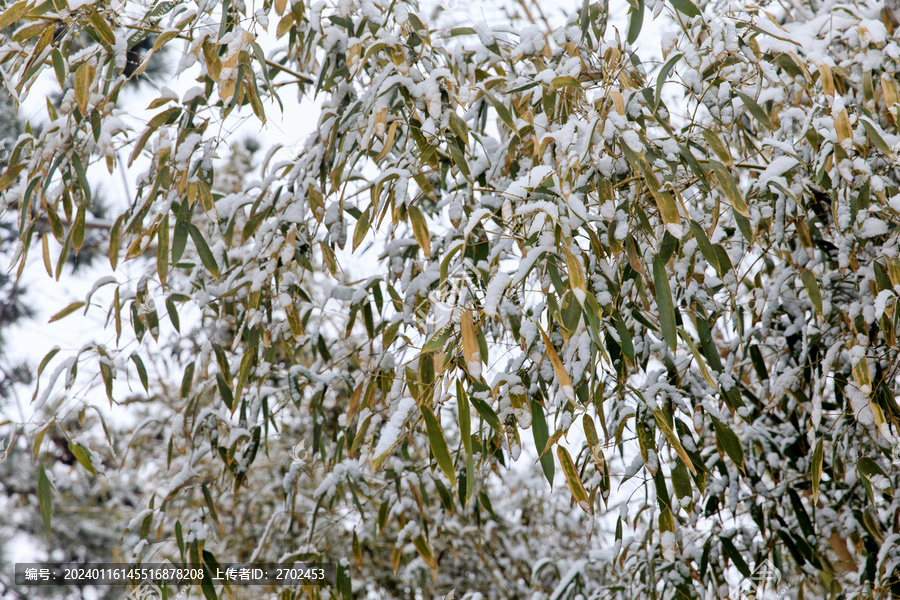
[89,9,116,45]
[51,48,66,88]
[532,399,554,487]
[68,442,96,475]
[38,465,53,541]
[188,224,221,279]
[469,395,502,434]
[709,160,748,216]
[711,416,745,471]
[130,352,149,392]
[677,329,717,388]
[72,204,86,252]
[857,457,892,503]
[407,204,431,258]
[74,61,93,115]
[565,247,586,304]
[671,0,700,17]
[0,163,26,192]
[482,90,518,133]
[800,269,823,317]
[49,301,85,323]
[557,446,591,513]
[460,310,481,379]
[421,405,457,486]
[0,1,29,31]
[376,120,399,162]
[412,535,438,571]
[352,207,370,251]
[811,438,823,503]
[736,91,773,129]
[653,255,677,352]
[650,406,697,474]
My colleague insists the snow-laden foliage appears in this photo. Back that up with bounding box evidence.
[2,0,900,597]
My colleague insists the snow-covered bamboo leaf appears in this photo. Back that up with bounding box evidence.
[539,327,574,402]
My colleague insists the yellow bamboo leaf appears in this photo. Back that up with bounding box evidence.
[74,61,94,115]
[565,247,586,305]
[835,108,852,144]
[460,309,481,379]
[539,327,575,403]
[407,204,431,257]
[819,63,834,97]
[376,120,400,162]
[609,90,625,115]
[557,446,591,513]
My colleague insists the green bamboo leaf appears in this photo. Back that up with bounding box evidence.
[469,395,503,435]
[800,269,823,317]
[216,372,234,411]
[557,446,591,513]
[857,457,892,503]
[627,0,644,44]
[811,438,823,503]
[181,362,195,399]
[68,442,96,475]
[653,255,677,351]
[202,481,219,521]
[157,219,169,285]
[71,154,91,204]
[130,352,149,392]
[701,129,733,166]
[51,48,66,88]
[422,405,457,486]
[736,91,773,129]
[655,53,682,108]
[481,90,518,133]
[172,220,188,264]
[711,416,745,471]
[38,465,53,541]
[677,329,717,388]
[166,296,181,332]
[860,118,893,155]
[89,9,116,45]
[709,160,748,216]
[672,459,692,500]
[188,224,221,279]
[532,399,554,487]
[352,206,370,251]
[671,0,700,16]
[423,326,453,352]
